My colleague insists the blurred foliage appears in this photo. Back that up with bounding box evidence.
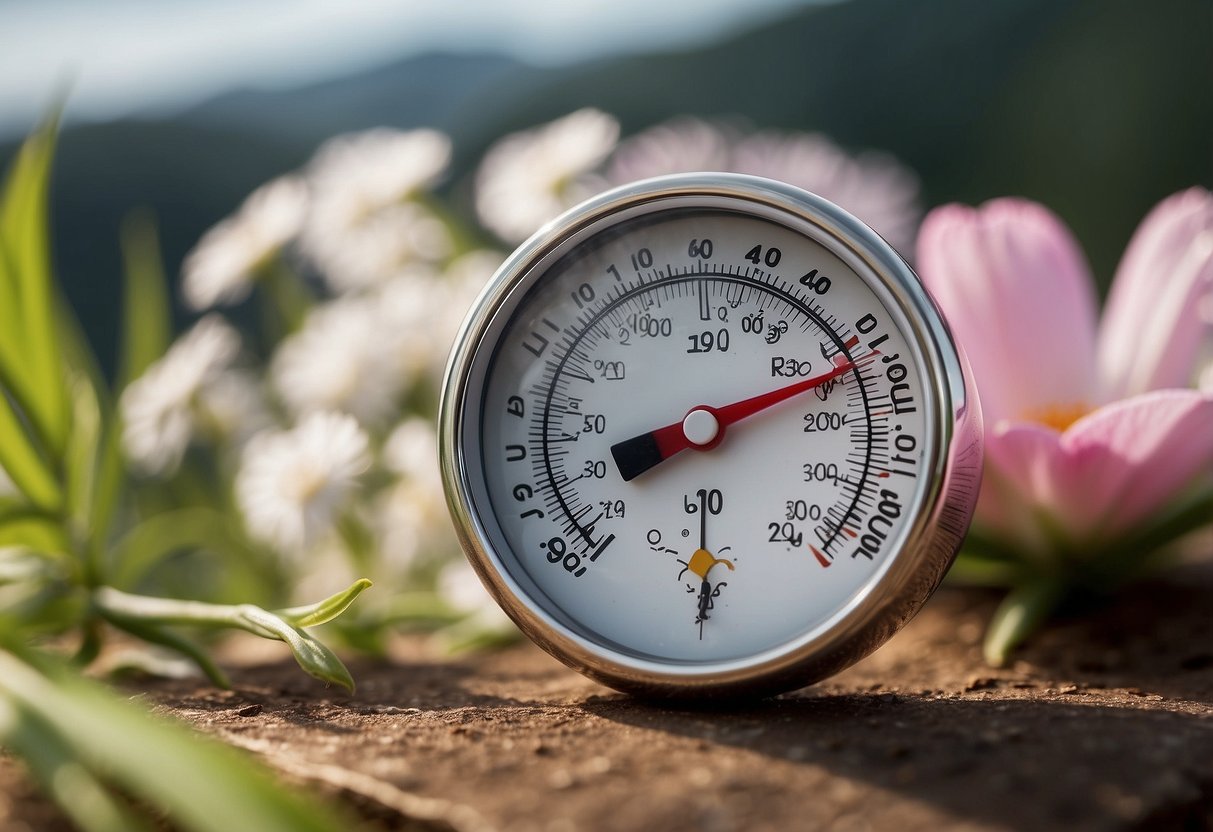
[0,118,369,830]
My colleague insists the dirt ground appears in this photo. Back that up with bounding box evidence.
[3,565,1212,832]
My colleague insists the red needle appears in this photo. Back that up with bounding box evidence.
[610,357,859,481]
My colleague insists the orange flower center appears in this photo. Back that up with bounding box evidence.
[1022,402,1090,432]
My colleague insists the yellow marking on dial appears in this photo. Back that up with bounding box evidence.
[687,548,735,580]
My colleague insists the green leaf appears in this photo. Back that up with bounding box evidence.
[0,696,154,832]
[64,373,101,531]
[0,115,69,458]
[235,606,356,693]
[275,578,373,628]
[118,210,171,390]
[109,506,268,589]
[0,546,58,585]
[101,613,230,688]
[0,390,61,510]
[0,644,353,832]
[91,586,368,692]
[982,579,1065,667]
[0,510,68,556]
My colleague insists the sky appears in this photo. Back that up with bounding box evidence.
[0,0,811,136]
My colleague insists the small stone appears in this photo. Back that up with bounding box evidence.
[548,769,574,790]
[965,676,998,691]
[235,704,262,717]
[586,756,612,774]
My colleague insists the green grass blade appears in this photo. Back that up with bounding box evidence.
[100,613,231,688]
[65,374,100,530]
[0,505,69,554]
[0,696,154,832]
[0,390,61,510]
[109,506,270,589]
[118,210,171,390]
[0,645,355,832]
[274,579,373,628]
[0,116,69,457]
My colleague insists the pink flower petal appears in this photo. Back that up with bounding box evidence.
[1097,188,1213,399]
[917,199,1099,425]
[983,390,1213,547]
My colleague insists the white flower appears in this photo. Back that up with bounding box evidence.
[601,118,922,254]
[308,128,451,213]
[182,176,308,310]
[437,559,511,629]
[383,418,441,483]
[606,117,735,183]
[194,369,272,450]
[236,412,370,555]
[375,250,503,388]
[270,296,403,426]
[120,315,241,475]
[731,131,921,254]
[300,128,453,292]
[375,477,454,574]
[305,200,453,293]
[474,108,620,243]
[373,419,459,574]
[439,249,502,340]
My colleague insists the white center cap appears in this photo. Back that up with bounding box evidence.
[682,408,719,446]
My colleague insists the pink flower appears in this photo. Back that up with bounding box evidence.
[917,191,1213,660]
[919,190,1213,556]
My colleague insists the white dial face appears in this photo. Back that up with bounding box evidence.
[471,206,932,664]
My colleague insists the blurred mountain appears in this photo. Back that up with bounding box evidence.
[180,53,544,147]
[4,0,1209,372]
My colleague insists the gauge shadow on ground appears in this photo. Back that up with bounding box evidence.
[579,689,1213,831]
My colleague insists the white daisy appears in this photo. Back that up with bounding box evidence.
[305,201,453,293]
[437,559,512,628]
[120,315,241,475]
[182,176,308,310]
[474,108,620,244]
[436,250,502,348]
[236,411,370,555]
[383,418,441,483]
[300,128,453,292]
[194,368,272,450]
[599,118,923,255]
[731,131,922,254]
[605,117,735,184]
[373,419,459,574]
[375,477,455,574]
[270,296,402,427]
[307,128,451,212]
[374,250,502,389]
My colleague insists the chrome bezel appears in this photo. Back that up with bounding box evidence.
[438,173,982,699]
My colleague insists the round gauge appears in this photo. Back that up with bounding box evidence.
[439,173,982,699]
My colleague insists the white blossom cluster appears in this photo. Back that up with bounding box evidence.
[474,112,922,254]
[120,112,921,642]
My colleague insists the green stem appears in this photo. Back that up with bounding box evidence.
[92,586,269,632]
[983,578,1066,667]
[259,257,314,343]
